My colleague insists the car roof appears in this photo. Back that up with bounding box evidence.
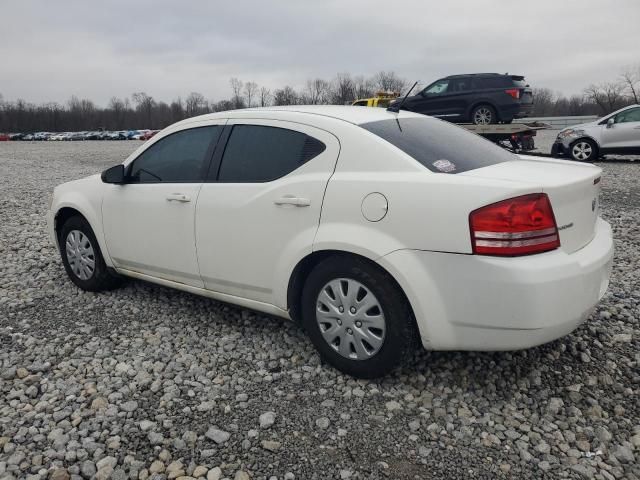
[180,105,424,127]
[444,73,506,79]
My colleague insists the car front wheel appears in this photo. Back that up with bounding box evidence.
[301,255,418,378]
[570,139,598,162]
[59,215,123,291]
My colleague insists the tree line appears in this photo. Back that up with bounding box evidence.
[1,66,638,133]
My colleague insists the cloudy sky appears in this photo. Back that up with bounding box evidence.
[1,0,638,105]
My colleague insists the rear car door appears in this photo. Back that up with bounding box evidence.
[102,123,224,286]
[195,120,340,308]
[601,107,640,151]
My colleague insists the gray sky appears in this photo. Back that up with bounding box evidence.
[1,0,638,105]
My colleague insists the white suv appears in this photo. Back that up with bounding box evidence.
[49,106,613,377]
[552,104,640,161]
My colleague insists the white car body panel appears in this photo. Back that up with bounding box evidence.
[48,106,614,353]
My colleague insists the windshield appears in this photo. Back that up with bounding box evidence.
[359,117,516,174]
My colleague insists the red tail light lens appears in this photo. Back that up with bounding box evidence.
[505,88,520,99]
[469,193,560,256]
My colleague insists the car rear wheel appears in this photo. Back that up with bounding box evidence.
[301,255,418,378]
[471,104,497,125]
[59,215,123,291]
[570,139,598,162]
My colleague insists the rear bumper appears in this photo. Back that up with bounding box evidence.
[499,102,533,120]
[380,218,614,350]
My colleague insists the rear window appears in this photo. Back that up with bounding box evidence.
[359,117,515,174]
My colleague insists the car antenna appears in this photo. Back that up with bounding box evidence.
[387,81,418,113]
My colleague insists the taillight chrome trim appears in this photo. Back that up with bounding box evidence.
[475,234,559,249]
[474,227,557,240]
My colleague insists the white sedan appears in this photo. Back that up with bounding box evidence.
[48,106,614,378]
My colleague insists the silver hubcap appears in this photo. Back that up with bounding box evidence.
[65,230,95,280]
[473,107,493,125]
[572,142,592,161]
[315,278,386,361]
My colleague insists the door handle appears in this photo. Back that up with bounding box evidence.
[274,196,311,207]
[166,193,191,203]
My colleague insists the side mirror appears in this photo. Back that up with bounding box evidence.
[606,118,615,128]
[101,164,125,184]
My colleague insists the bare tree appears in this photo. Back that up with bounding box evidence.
[243,81,258,108]
[131,92,155,128]
[303,78,330,104]
[230,78,244,109]
[330,73,355,105]
[272,86,298,106]
[373,71,406,94]
[620,65,640,104]
[353,76,375,100]
[259,87,271,107]
[108,97,127,129]
[185,92,207,117]
[532,88,556,116]
[584,82,626,114]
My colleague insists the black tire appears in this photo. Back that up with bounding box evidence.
[470,104,497,125]
[301,255,418,378]
[569,138,598,162]
[58,215,123,291]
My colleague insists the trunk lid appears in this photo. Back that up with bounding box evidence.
[461,157,602,253]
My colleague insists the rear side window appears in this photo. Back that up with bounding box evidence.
[129,126,221,183]
[450,79,471,92]
[217,125,326,182]
[475,77,510,89]
[360,117,515,174]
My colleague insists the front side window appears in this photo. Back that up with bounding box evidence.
[615,107,640,123]
[353,100,368,106]
[424,80,449,95]
[216,125,326,183]
[129,126,221,183]
[360,117,515,174]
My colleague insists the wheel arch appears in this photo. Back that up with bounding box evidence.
[286,249,418,332]
[51,194,113,267]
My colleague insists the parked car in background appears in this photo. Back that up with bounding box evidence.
[130,130,150,140]
[141,130,159,140]
[48,106,612,378]
[22,134,34,141]
[389,73,534,125]
[552,104,640,161]
[9,133,24,140]
[0,133,9,141]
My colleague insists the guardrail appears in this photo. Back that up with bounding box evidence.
[523,116,599,128]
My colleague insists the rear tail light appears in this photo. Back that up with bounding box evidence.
[469,193,560,256]
[505,88,520,99]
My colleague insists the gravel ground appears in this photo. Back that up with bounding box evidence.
[0,140,638,480]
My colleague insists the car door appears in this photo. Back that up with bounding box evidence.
[195,120,340,308]
[102,123,224,287]
[445,78,472,120]
[413,79,457,118]
[601,107,640,151]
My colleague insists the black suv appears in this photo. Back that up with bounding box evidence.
[391,73,534,125]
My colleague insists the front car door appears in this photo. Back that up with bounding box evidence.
[195,119,340,308]
[412,79,457,119]
[102,122,224,286]
[601,106,640,152]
